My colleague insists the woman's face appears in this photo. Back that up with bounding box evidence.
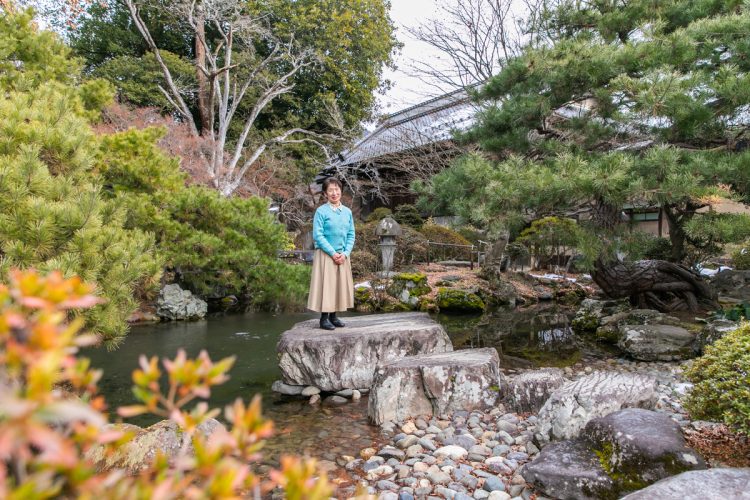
[325,183,342,204]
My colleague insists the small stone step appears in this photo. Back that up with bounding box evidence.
[277,312,452,392]
[368,348,505,425]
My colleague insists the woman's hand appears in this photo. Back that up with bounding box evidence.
[332,253,346,265]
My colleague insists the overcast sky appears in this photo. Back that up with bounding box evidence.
[376,0,450,114]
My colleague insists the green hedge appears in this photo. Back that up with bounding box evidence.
[685,323,750,435]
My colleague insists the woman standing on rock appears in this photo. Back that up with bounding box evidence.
[308,177,355,330]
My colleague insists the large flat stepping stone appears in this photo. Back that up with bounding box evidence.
[620,468,750,499]
[276,312,452,392]
[367,347,503,425]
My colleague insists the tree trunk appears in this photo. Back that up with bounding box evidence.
[663,205,687,262]
[195,10,211,135]
[591,258,717,312]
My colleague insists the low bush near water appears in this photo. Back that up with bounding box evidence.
[0,269,330,498]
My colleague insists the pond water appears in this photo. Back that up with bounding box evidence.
[83,306,615,471]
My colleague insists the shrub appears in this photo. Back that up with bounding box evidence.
[96,127,308,309]
[0,9,161,346]
[351,250,379,278]
[733,243,750,270]
[0,269,331,499]
[393,204,424,228]
[366,206,393,222]
[0,87,161,347]
[685,322,750,435]
[420,222,472,261]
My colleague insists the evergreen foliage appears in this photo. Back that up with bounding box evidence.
[96,127,309,308]
[516,217,581,270]
[422,0,750,267]
[93,51,197,112]
[0,9,161,346]
[393,204,424,228]
[685,322,750,435]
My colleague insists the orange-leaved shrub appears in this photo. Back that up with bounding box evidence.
[0,269,331,499]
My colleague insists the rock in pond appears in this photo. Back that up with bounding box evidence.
[435,288,486,313]
[617,323,697,361]
[156,283,207,321]
[535,371,658,444]
[86,418,225,474]
[368,348,503,425]
[620,468,750,500]
[277,312,452,391]
[505,368,566,414]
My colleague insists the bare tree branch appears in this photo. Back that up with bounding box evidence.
[405,0,546,97]
[122,0,344,196]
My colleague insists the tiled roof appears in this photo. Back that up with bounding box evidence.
[335,86,480,166]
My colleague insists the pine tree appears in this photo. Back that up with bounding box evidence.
[423,0,750,311]
[96,126,310,309]
[0,9,161,346]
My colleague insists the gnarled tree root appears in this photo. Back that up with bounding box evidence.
[591,259,718,313]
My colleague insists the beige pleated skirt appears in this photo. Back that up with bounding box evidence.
[307,249,354,312]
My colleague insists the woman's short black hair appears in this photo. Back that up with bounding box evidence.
[322,177,343,192]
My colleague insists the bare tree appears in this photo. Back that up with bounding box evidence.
[405,0,547,96]
[123,0,341,196]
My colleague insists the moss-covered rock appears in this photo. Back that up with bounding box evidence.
[478,265,517,306]
[354,286,376,312]
[436,288,485,313]
[387,272,431,307]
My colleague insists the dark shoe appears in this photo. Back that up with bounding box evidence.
[330,313,345,328]
[320,313,335,330]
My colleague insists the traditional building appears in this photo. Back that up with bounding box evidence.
[320,86,480,215]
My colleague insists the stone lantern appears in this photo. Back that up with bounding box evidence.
[375,216,402,277]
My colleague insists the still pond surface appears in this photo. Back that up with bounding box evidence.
[84,306,614,468]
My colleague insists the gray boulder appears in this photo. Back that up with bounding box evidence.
[368,348,503,425]
[694,318,739,353]
[86,418,225,474]
[271,380,305,395]
[620,468,750,499]
[595,308,683,343]
[570,299,629,335]
[617,324,697,361]
[524,409,707,499]
[156,283,207,321]
[505,368,566,414]
[712,269,750,303]
[277,312,452,391]
[583,409,706,484]
[535,371,658,444]
[521,439,614,500]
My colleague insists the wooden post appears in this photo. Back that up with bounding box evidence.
[470,245,474,270]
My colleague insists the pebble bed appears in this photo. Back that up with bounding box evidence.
[336,357,692,500]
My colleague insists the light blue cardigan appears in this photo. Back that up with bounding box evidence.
[313,204,356,257]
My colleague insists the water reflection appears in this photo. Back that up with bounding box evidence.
[437,305,613,368]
